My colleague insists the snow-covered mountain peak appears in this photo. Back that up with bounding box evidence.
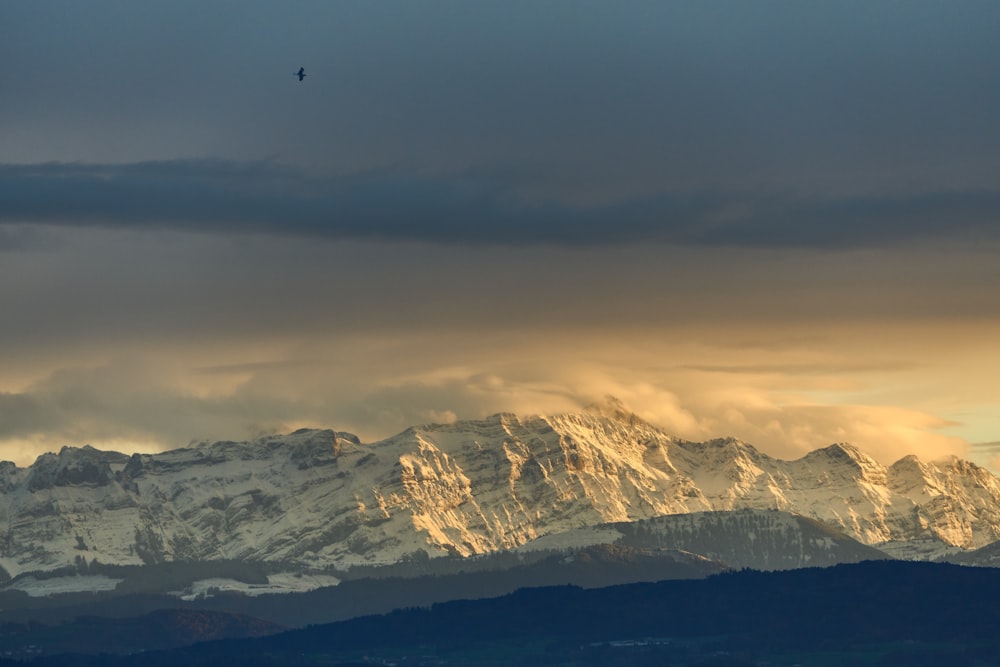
[671,437,764,473]
[694,436,757,455]
[798,442,886,483]
[886,454,931,493]
[807,442,869,464]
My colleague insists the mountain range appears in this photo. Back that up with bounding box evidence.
[3,398,1000,584]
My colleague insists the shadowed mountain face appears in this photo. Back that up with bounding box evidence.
[1,403,999,579]
[942,538,1000,567]
[519,509,891,571]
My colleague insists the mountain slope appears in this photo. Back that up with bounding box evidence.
[520,509,891,570]
[2,402,999,578]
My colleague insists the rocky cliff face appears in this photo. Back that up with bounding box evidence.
[2,404,999,578]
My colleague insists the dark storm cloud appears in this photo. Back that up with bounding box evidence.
[3,160,1000,248]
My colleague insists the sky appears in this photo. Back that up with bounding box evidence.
[2,1,999,470]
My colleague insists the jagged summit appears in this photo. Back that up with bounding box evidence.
[26,445,131,491]
[1,405,999,579]
[817,441,864,458]
[795,442,887,483]
[808,442,878,465]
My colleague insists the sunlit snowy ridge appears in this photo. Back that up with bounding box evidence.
[2,399,999,580]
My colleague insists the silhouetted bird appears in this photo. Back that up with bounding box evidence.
[296,67,306,81]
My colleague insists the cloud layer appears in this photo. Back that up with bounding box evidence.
[5,160,1000,249]
[0,333,973,469]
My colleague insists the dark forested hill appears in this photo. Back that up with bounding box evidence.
[14,560,1000,666]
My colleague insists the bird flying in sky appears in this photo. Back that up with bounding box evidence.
[296,67,306,81]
